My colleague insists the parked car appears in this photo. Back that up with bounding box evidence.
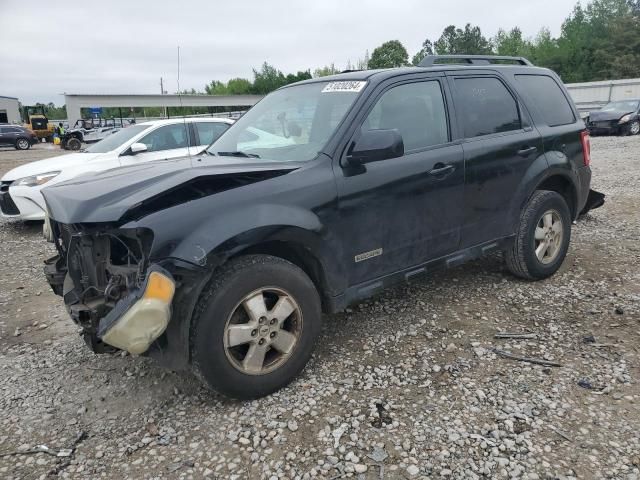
[0,124,38,150]
[42,55,603,399]
[586,99,640,136]
[0,118,233,220]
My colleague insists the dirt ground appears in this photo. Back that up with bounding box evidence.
[0,137,639,479]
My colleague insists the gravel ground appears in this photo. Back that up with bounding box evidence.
[0,136,639,479]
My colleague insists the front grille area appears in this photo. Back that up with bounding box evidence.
[589,120,616,129]
[0,183,20,215]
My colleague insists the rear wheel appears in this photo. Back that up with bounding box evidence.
[15,138,30,150]
[191,255,321,399]
[505,190,571,280]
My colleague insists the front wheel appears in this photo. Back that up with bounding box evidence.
[191,255,322,399]
[65,137,82,150]
[625,120,640,136]
[15,138,31,150]
[505,190,571,280]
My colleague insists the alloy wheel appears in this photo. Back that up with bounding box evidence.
[630,121,640,135]
[223,287,303,375]
[534,209,564,265]
[17,139,29,149]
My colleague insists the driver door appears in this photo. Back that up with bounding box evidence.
[120,123,192,165]
[335,76,465,286]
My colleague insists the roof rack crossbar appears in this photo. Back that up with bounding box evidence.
[419,55,533,67]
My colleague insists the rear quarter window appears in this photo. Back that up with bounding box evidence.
[515,74,576,126]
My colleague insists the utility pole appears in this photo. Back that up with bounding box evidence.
[160,77,168,118]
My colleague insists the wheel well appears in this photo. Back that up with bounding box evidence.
[536,175,577,219]
[231,241,330,312]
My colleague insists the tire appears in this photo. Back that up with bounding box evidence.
[191,254,322,399]
[15,138,30,150]
[66,137,82,150]
[626,120,640,136]
[504,190,571,280]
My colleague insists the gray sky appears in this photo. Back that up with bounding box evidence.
[0,0,579,106]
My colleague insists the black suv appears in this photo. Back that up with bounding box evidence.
[42,55,603,399]
[0,124,38,150]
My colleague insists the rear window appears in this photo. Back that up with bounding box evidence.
[515,74,575,126]
[454,77,521,138]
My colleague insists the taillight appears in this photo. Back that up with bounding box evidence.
[580,130,591,166]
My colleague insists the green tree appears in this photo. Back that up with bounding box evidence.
[285,70,312,84]
[314,63,340,77]
[411,39,434,65]
[434,24,493,55]
[251,62,287,94]
[226,78,253,94]
[368,40,409,68]
[493,27,533,57]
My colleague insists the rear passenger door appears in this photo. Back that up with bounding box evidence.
[449,74,543,248]
[336,75,465,286]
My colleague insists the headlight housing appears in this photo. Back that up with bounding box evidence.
[14,171,60,187]
[618,114,632,124]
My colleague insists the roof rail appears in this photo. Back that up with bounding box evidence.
[419,55,533,67]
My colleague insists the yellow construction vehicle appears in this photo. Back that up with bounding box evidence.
[22,106,55,142]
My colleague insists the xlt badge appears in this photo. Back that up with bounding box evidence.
[355,248,383,263]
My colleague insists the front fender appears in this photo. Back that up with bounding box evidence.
[169,203,322,265]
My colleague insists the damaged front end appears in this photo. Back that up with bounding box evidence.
[44,221,173,354]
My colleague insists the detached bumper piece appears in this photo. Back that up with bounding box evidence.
[580,189,605,216]
[98,265,175,355]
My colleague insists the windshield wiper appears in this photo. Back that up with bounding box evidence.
[216,151,261,158]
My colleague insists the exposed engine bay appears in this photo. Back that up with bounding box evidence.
[44,222,153,352]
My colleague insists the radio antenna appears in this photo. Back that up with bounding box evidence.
[176,45,192,161]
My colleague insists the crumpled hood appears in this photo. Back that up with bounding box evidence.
[42,155,299,224]
[1,152,104,182]
[589,110,632,122]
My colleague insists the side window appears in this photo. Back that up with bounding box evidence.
[515,75,575,126]
[138,124,189,152]
[363,80,449,151]
[454,77,521,138]
[195,122,230,146]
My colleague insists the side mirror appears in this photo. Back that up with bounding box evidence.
[130,142,148,154]
[346,129,404,165]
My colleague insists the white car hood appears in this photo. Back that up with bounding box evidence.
[1,152,105,182]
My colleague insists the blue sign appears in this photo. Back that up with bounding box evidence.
[89,107,103,115]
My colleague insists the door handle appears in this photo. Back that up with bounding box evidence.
[428,163,454,177]
[517,146,537,157]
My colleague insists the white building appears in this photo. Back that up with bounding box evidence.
[0,95,21,124]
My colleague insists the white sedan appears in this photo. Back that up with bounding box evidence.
[0,117,233,221]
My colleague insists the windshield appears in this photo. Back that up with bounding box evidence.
[84,125,149,153]
[601,100,639,112]
[206,81,365,162]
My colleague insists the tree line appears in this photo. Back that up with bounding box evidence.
[39,0,639,118]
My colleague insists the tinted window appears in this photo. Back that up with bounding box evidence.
[139,124,189,152]
[363,81,448,150]
[455,77,521,138]
[84,124,149,153]
[195,122,230,146]
[515,75,575,126]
